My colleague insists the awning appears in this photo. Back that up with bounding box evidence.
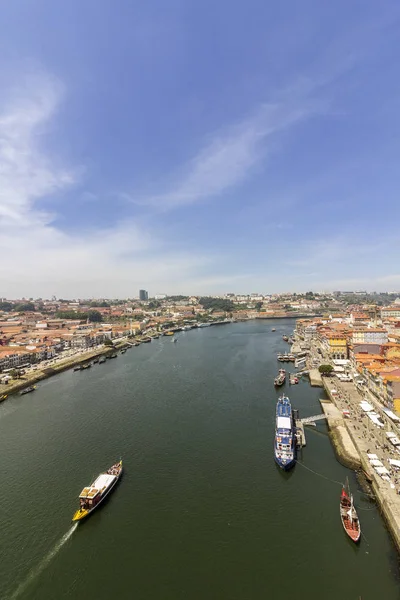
[375,466,390,475]
[367,453,378,459]
[383,409,400,423]
[389,459,400,468]
[370,459,384,467]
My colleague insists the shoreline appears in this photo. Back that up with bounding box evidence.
[0,339,131,399]
[321,378,400,553]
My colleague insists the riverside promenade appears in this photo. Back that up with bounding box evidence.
[0,339,131,398]
[323,376,400,552]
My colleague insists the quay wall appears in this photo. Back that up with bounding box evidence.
[319,399,361,470]
[322,379,400,553]
[0,340,131,398]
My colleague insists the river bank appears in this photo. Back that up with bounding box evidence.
[0,339,132,399]
[319,399,361,470]
[322,377,400,553]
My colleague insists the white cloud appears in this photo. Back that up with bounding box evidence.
[0,72,216,298]
[134,95,323,210]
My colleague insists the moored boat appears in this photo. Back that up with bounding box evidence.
[72,460,123,522]
[99,357,106,364]
[20,386,36,395]
[283,335,289,341]
[0,393,8,402]
[274,395,296,470]
[274,368,286,386]
[340,479,361,543]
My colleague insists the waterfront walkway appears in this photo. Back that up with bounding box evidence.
[324,377,400,551]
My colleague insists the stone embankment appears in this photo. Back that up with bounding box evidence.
[320,399,361,469]
[322,379,400,553]
[309,369,323,387]
[0,340,131,398]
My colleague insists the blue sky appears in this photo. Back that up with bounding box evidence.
[1,0,400,298]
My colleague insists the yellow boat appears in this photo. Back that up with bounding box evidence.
[0,394,7,402]
[72,459,123,522]
[164,331,174,336]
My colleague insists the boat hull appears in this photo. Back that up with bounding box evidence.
[274,453,296,470]
[72,463,123,523]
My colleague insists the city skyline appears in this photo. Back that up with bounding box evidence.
[1,1,400,297]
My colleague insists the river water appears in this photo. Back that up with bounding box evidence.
[0,320,399,600]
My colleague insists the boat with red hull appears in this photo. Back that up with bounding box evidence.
[340,479,361,543]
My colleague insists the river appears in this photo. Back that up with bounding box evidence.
[0,320,399,599]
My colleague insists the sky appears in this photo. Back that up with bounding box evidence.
[1,0,400,299]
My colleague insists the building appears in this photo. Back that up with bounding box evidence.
[381,306,400,319]
[351,328,388,345]
[319,331,348,360]
[139,290,148,301]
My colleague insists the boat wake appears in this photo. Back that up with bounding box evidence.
[9,523,78,599]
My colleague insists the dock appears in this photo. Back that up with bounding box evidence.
[295,419,306,447]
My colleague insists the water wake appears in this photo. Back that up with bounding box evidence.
[10,523,78,599]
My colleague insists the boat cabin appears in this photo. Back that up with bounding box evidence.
[78,473,116,509]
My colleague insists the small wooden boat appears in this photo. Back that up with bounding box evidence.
[20,386,36,395]
[74,365,82,371]
[271,328,276,332]
[274,369,286,387]
[340,479,361,543]
[72,460,123,522]
[81,363,91,370]
[0,394,8,402]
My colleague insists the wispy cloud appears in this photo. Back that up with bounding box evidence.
[0,72,76,226]
[0,70,221,298]
[134,93,325,210]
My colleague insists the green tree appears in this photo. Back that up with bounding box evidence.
[9,369,20,379]
[319,364,333,376]
[199,297,235,312]
[0,302,13,312]
[103,338,114,347]
[89,301,110,308]
[255,302,263,310]
[15,302,35,312]
[56,311,86,320]
[87,310,103,323]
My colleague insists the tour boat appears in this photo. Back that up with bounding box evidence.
[340,479,361,543]
[274,395,296,470]
[274,368,286,386]
[72,460,123,522]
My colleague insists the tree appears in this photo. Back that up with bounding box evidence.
[148,300,161,309]
[0,302,13,312]
[89,301,110,308]
[255,302,263,310]
[103,338,114,347]
[319,364,333,376]
[15,302,35,312]
[9,369,20,379]
[199,297,235,312]
[87,310,103,323]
